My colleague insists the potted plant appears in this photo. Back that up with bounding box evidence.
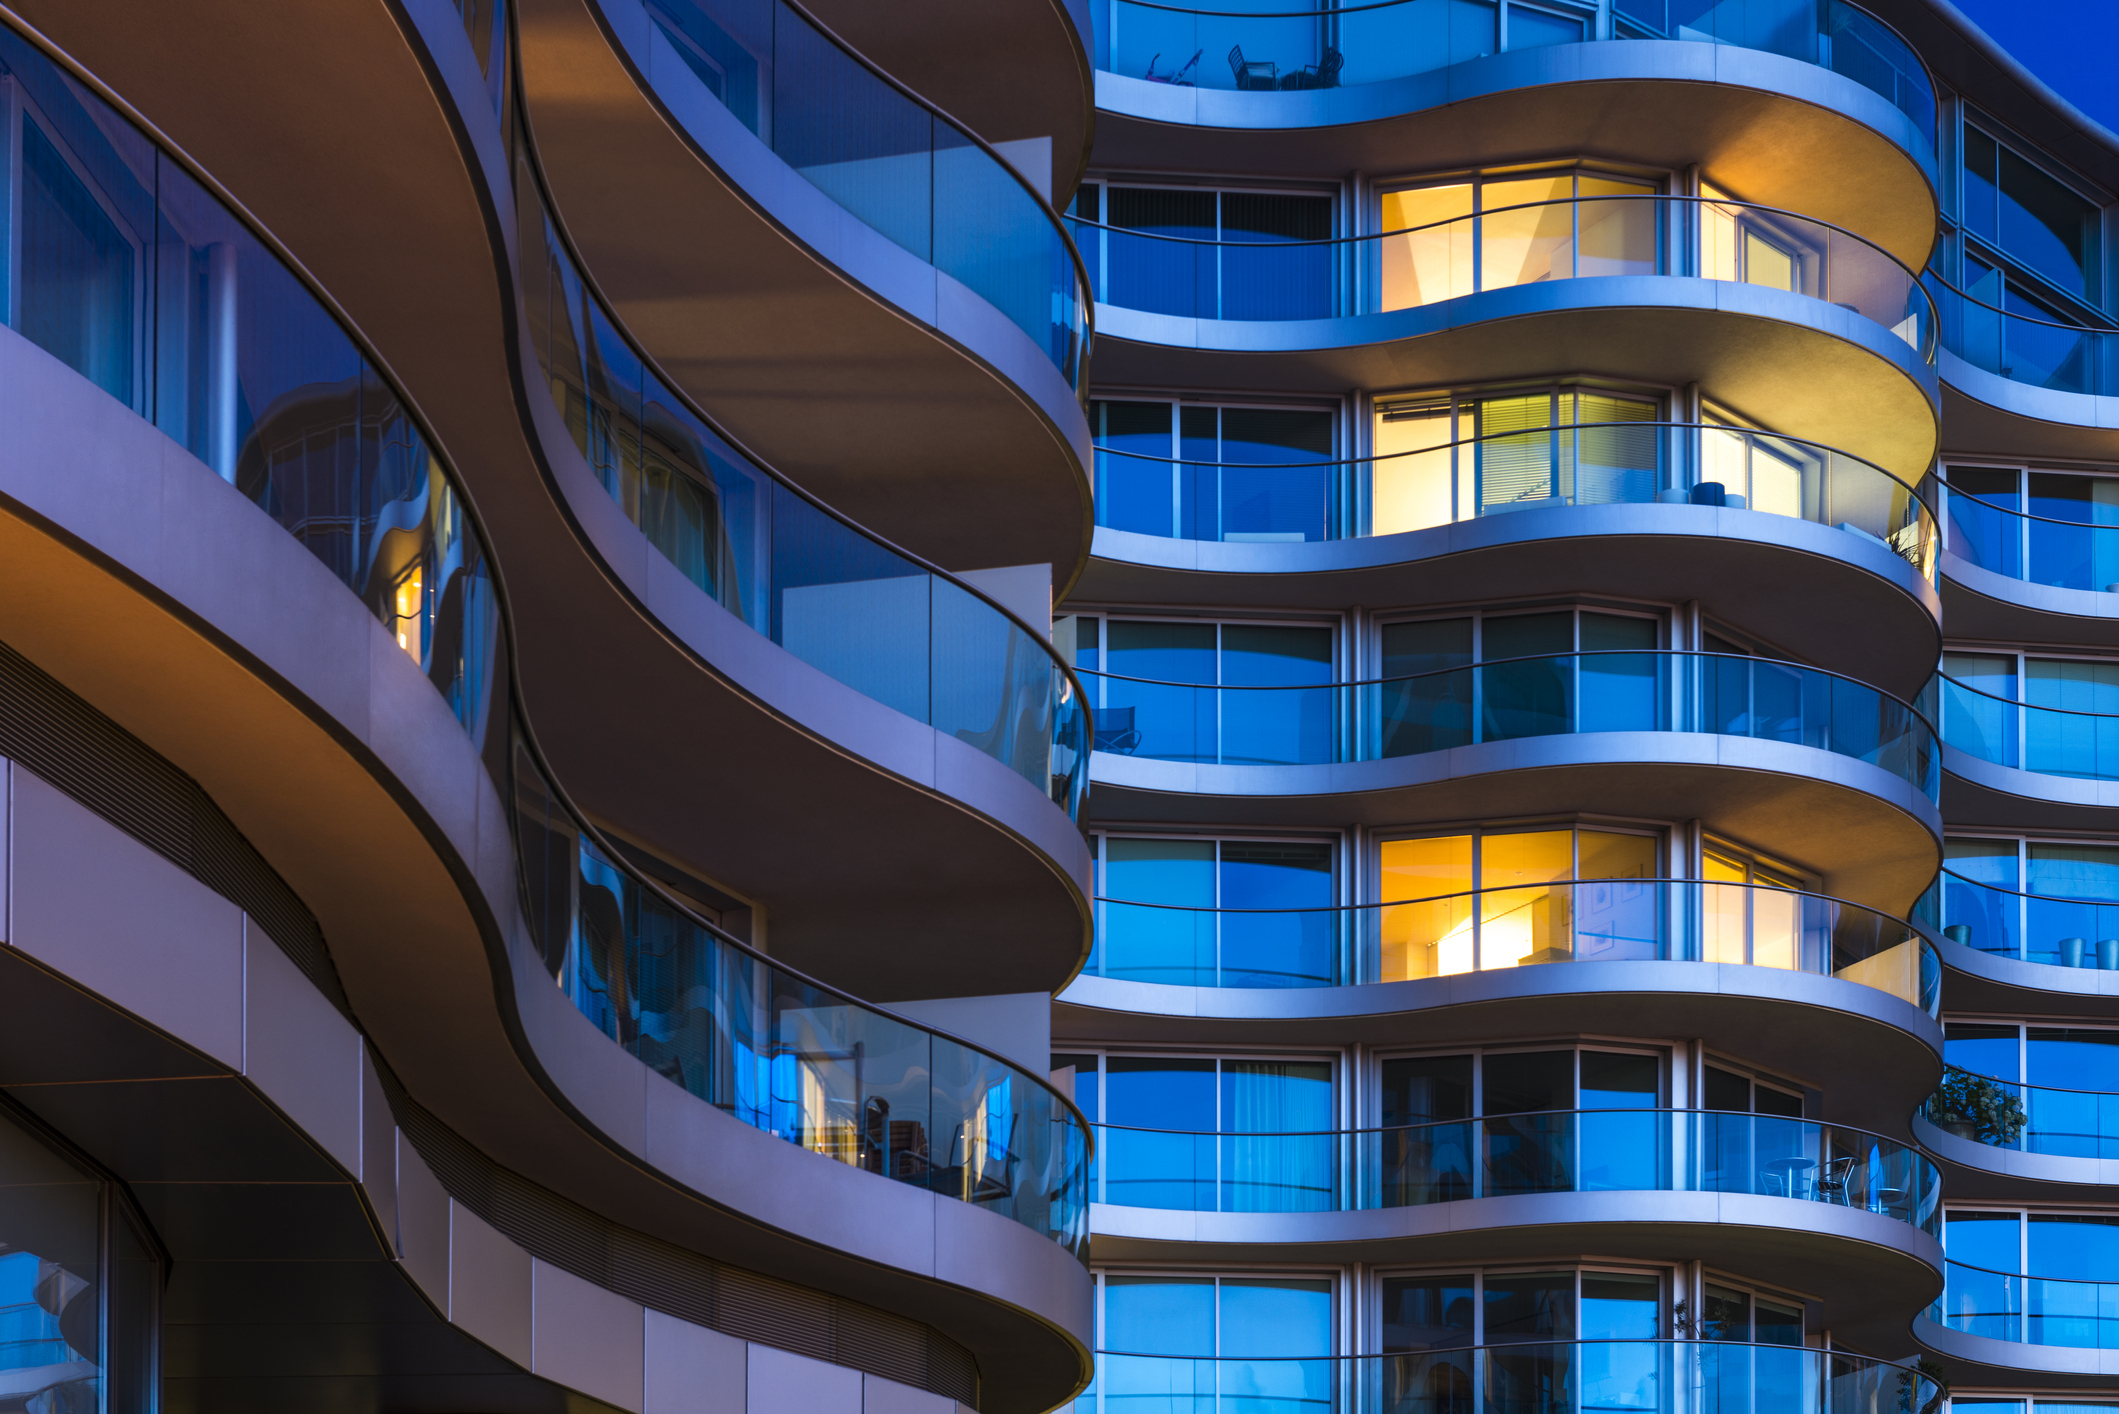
[1927,1069,2027,1146]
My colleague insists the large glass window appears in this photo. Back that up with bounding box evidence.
[1940,835,2119,968]
[1377,1046,1664,1196]
[1085,1271,1334,1414]
[1073,182,1336,320]
[1940,1022,2119,1159]
[1376,168,1658,311]
[1092,833,1337,987]
[1091,398,1338,543]
[1944,465,2119,593]
[0,1103,158,1414]
[1380,1266,1682,1414]
[1375,823,1662,979]
[1371,386,1661,534]
[1942,648,2119,779]
[1962,125,2102,305]
[1063,1053,1336,1211]
[1069,614,1336,765]
[1373,606,1662,760]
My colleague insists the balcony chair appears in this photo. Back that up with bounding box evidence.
[1228,45,1278,90]
[1093,705,1142,755]
[1815,1155,1857,1203]
[1280,47,1344,90]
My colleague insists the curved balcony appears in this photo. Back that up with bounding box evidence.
[519,0,1097,578]
[511,738,1092,1257]
[1084,1111,1939,1334]
[795,0,1095,201]
[0,24,1096,1403]
[1926,1261,2119,1364]
[1935,674,2119,830]
[1914,1067,2119,1198]
[513,132,1093,998]
[1087,4,1938,267]
[1084,650,1940,907]
[1077,1344,1942,1414]
[523,170,1088,821]
[1061,878,1940,1134]
[1938,479,2119,650]
[1917,872,2119,1022]
[1929,275,2119,463]
[1074,195,1938,478]
[1078,420,1940,692]
[1088,1108,1936,1223]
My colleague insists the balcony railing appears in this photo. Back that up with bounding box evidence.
[511,735,1092,1257]
[603,0,1091,385]
[517,124,1089,817]
[1936,1260,2119,1349]
[1092,420,1936,572]
[1917,869,2119,972]
[0,25,502,744]
[1935,674,2119,783]
[1091,0,1937,144]
[1071,1341,1942,1414]
[1924,1065,2119,1161]
[1940,476,2119,594]
[1080,650,1940,800]
[1088,1109,1940,1232]
[1929,272,2119,398]
[1068,194,1935,360]
[1088,878,1941,1013]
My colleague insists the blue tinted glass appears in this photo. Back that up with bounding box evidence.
[1220,1278,1332,1358]
[1106,1276,1214,1358]
[1947,838,2020,887]
[1580,1273,1658,1340]
[1101,838,1215,984]
[1218,407,1334,544]
[1999,148,2096,300]
[2029,843,2119,901]
[1106,620,1217,762]
[1963,128,1999,243]
[1219,841,1335,988]
[1107,1057,1215,1130]
[2030,1214,2119,1283]
[1946,1024,2020,1083]
[1095,401,1176,537]
[1051,1054,1098,1122]
[1945,1211,2021,1271]
[1508,4,1587,49]
[2029,1029,2119,1092]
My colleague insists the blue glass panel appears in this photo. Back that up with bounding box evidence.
[1946,468,2022,578]
[1103,838,1215,984]
[1107,620,1217,762]
[1220,624,1333,765]
[1220,1062,1333,1211]
[1219,841,1335,987]
[1106,1275,1216,1357]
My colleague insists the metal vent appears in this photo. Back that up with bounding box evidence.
[0,639,347,1013]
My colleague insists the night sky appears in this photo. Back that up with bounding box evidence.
[1948,0,2119,134]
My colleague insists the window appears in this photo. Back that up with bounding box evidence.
[1091,398,1337,542]
[1698,1283,1804,1345]
[1962,125,2102,304]
[1066,614,1336,765]
[1059,1052,1335,1211]
[1375,824,1661,979]
[1372,607,1663,760]
[1071,182,1336,320]
[1092,833,1338,986]
[1380,1266,1670,1411]
[1941,648,2119,777]
[1377,168,1658,311]
[1699,842,1806,970]
[1701,1064,1805,1118]
[1940,835,2119,967]
[1370,386,1662,533]
[1082,1271,1333,1411]
[1944,464,2119,590]
[1940,1022,2119,1159]
[1376,1047,1664,1196]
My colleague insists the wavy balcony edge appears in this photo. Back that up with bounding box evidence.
[518,0,1100,582]
[0,18,1100,1403]
[1090,34,1938,272]
[1090,278,1939,494]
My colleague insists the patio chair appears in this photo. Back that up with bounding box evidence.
[1093,705,1142,755]
[1815,1155,1856,1203]
[1280,47,1343,90]
[1228,45,1278,90]
[1145,48,1201,85]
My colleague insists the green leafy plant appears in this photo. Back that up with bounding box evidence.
[1928,1068,2026,1146]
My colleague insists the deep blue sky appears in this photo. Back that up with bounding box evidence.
[1948,0,2119,133]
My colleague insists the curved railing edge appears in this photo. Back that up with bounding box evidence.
[575,0,1098,405]
[510,78,1099,814]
